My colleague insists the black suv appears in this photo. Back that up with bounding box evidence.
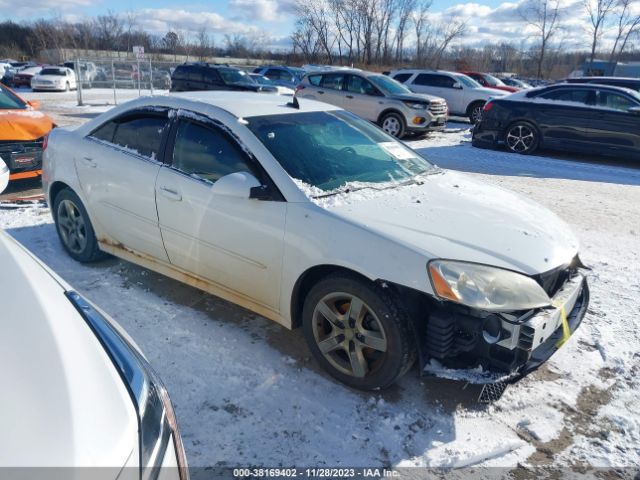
[170,63,277,93]
[564,76,640,93]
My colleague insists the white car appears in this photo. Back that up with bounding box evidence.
[43,92,589,390]
[0,190,188,475]
[0,157,8,193]
[31,66,77,92]
[390,69,508,122]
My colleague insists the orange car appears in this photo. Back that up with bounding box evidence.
[0,83,54,181]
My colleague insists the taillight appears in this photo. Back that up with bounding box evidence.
[42,134,49,152]
[483,102,494,112]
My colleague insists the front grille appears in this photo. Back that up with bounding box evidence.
[0,139,44,173]
[429,101,448,115]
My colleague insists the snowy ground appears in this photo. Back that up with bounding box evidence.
[2,92,639,473]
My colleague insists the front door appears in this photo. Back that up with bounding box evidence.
[587,89,640,157]
[155,111,287,310]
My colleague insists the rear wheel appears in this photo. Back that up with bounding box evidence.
[379,112,406,139]
[505,121,539,154]
[53,188,106,262]
[302,273,416,390]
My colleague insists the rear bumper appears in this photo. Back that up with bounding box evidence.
[471,120,501,148]
[421,273,589,384]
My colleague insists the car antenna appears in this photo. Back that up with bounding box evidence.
[287,96,300,109]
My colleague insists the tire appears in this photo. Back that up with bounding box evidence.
[302,273,416,390]
[504,121,540,155]
[53,188,106,262]
[467,101,485,124]
[379,112,406,139]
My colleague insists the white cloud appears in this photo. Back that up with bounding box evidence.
[136,8,259,36]
[228,0,294,22]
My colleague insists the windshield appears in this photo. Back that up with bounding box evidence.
[0,85,27,109]
[455,74,481,88]
[220,68,254,85]
[483,73,506,87]
[245,110,435,192]
[368,75,412,95]
[40,68,65,76]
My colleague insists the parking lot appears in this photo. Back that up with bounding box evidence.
[1,88,638,472]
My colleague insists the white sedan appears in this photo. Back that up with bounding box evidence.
[43,92,589,390]
[31,66,77,92]
[0,174,188,476]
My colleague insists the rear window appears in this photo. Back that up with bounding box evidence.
[40,68,66,76]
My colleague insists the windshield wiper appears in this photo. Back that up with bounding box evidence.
[312,173,437,199]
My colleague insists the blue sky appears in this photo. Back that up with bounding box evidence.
[0,0,610,51]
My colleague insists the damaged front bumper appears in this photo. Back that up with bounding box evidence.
[420,272,589,385]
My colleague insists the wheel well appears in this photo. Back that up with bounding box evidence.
[466,100,485,116]
[289,264,431,330]
[377,108,404,125]
[48,181,72,208]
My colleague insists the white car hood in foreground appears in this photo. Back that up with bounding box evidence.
[0,231,137,467]
[325,170,578,275]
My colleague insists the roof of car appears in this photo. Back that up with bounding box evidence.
[168,91,339,118]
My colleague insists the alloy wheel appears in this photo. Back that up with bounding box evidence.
[311,292,388,378]
[506,124,536,153]
[471,105,483,123]
[382,116,401,137]
[57,199,88,254]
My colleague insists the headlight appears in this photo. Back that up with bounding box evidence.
[428,260,551,312]
[67,291,189,480]
[403,101,427,109]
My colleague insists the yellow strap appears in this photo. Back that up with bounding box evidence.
[555,305,571,348]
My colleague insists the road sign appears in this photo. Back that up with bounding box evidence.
[133,46,145,59]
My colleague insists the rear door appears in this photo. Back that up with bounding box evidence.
[155,111,287,310]
[587,89,640,156]
[76,109,170,261]
[315,73,347,108]
[410,73,462,113]
[534,88,595,150]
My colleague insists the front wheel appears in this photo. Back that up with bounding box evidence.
[302,273,416,390]
[505,121,539,154]
[53,188,106,262]
[379,112,406,139]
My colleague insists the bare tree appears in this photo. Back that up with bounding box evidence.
[412,0,432,64]
[519,0,563,79]
[96,11,124,52]
[584,0,617,72]
[609,0,640,63]
[195,26,211,61]
[432,18,466,68]
[296,0,336,64]
[395,0,418,62]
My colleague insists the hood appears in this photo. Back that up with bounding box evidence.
[390,93,444,103]
[0,231,137,467]
[474,86,509,97]
[325,170,578,275]
[0,109,54,141]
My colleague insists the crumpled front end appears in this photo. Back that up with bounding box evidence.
[419,261,589,385]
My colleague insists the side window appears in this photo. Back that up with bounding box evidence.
[307,75,322,86]
[540,89,593,105]
[597,91,637,111]
[265,69,285,80]
[111,114,167,160]
[414,74,437,86]
[321,74,344,90]
[393,73,412,83]
[172,120,256,183]
[346,75,377,95]
[90,121,117,143]
[188,69,203,82]
[438,75,456,88]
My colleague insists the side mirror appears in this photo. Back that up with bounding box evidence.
[628,106,640,115]
[452,82,463,90]
[210,171,260,198]
[28,100,40,109]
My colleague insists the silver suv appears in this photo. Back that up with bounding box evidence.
[390,69,508,123]
[296,69,448,138]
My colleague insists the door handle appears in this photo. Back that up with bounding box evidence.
[346,95,353,99]
[159,186,182,202]
[82,157,96,168]
[317,90,324,94]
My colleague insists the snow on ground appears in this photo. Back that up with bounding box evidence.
[2,96,639,472]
